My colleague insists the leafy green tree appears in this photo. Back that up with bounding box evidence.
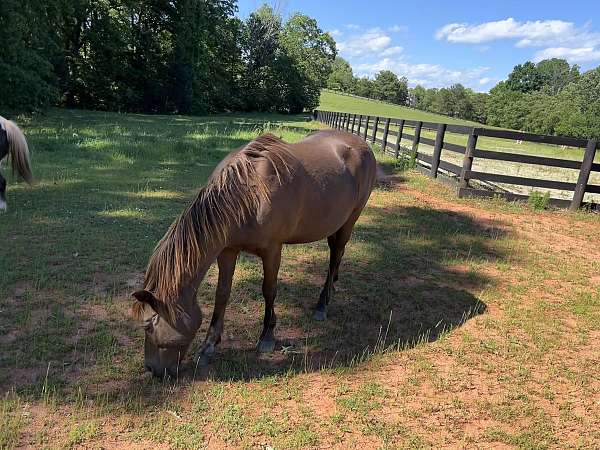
[352,77,375,98]
[536,58,580,96]
[280,12,336,112]
[240,5,286,111]
[409,85,427,109]
[372,70,408,105]
[506,61,545,93]
[486,85,532,130]
[327,57,354,92]
[0,0,60,112]
[555,67,600,138]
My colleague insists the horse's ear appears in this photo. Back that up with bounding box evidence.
[132,290,158,309]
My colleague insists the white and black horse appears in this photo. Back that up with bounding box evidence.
[0,116,33,211]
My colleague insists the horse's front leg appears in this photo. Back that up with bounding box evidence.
[0,171,7,211]
[257,244,282,353]
[196,248,239,366]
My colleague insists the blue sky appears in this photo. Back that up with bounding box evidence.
[236,0,600,92]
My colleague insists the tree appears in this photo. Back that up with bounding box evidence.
[352,77,374,98]
[0,0,60,112]
[536,58,580,96]
[372,70,408,105]
[554,67,600,139]
[506,61,545,93]
[486,85,532,130]
[327,57,354,92]
[409,85,427,108]
[280,12,336,112]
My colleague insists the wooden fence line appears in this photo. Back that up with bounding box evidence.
[313,109,600,210]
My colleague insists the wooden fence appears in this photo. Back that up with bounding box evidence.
[314,110,600,210]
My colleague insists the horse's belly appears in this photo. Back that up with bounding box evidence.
[283,183,358,243]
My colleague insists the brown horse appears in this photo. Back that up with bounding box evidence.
[132,130,377,377]
[0,116,33,211]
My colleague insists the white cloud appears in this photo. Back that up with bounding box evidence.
[533,47,600,63]
[389,25,407,33]
[329,29,342,38]
[479,77,493,85]
[346,24,361,30]
[379,46,404,57]
[436,18,600,48]
[354,58,490,88]
[337,29,392,57]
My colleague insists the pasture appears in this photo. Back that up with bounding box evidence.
[321,90,600,202]
[1,108,599,448]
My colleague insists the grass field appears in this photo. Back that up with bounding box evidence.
[1,108,599,448]
[320,90,600,202]
[319,90,481,126]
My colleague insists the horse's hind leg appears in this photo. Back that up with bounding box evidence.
[314,216,358,321]
[257,244,282,353]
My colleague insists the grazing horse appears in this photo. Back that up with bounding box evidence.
[0,116,33,210]
[132,130,377,378]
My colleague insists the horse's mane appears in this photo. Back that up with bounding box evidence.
[0,116,33,183]
[138,134,293,317]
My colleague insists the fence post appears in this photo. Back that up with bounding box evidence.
[381,118,391,154]
[371,116,379,144]
[394,119,404,159]
[357,115,363,135]
[351,114,357,134]
[345,113,351,131]
[459,129,478,190]
[410,121,423,167]
[334,112,339,128]
[430,123,447,178]
[570,138,598,210]
[363,116,370,141]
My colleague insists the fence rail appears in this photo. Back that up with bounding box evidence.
[314,110,600,210]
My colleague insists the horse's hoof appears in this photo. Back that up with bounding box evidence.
[313,310,327,321]
[257,339,276,353]
[196,343,215,367]
[196,353,212,367]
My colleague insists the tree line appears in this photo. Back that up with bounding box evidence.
[1,1,335,115]
[327,56,600,139]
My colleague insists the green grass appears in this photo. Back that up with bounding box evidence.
[319,89,481,126]
[0,108,598,448]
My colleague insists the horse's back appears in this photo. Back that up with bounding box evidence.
[261,130,376,244]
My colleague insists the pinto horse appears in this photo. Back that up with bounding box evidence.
[132,130,377,377]
[0,116,33,210]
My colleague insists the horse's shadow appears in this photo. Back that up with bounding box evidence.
[183,199,504,382]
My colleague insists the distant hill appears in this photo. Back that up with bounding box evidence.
[318,90,482,126]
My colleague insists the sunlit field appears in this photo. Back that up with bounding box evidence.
[1,108,599,448]
[321,90,600,201]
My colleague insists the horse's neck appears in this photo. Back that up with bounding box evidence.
[186,242,226,300]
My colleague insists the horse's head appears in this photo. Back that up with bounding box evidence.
[132,289,202,378]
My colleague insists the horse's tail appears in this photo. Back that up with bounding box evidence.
[4,119,33,184]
